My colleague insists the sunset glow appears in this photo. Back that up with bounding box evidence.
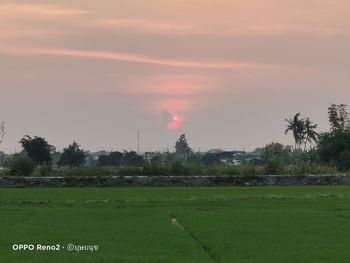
[167,116,182,129]
[0,0,349,152]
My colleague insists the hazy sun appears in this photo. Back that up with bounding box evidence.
[168,116,182,129]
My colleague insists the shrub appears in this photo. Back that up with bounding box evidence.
[63,166,117,177]
[208,164,239,176]
[264,160,283,175]
[39,164,53,177]
[239,164,257,177]
[286,162,339,176]
[117,167,143,176]
[9,156,36,176]
[171,161,190,176]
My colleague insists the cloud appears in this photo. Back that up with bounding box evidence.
[97,19,188,34]
[0,46,283,70]
[0,29,57,40]
[0,3,88,17]
[89,17,340,37]
[241,24,339,36]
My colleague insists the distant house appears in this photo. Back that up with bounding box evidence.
[215,151,242,166]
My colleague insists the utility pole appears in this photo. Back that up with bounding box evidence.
[137,130,140,153]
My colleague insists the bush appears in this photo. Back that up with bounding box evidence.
[208,164,239,176]
[9,156,36,176]
[117,167,143,176]
[142,164,171,176]
[171,161,190,176]
[63,166,117,177]
[285,162,339,175]
[39,164,53,177]
[239,164,257,177]
[264,160,283,175]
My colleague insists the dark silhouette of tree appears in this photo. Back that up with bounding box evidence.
[97,151,123,167]
[58,141,85,168]
[109,151,123,166]
[174,134,192,156]
[19,135,55,164]
[302,118,319,151]
[285,113,305,151]
[318,131,350,171]
[123,151,144,166]
[260,142,292,164]
[0,121,6,145]
[317,104,350,170]
[328,104,350,132]
[97,155,110,167]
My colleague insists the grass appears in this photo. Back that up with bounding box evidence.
[1,186,350,262]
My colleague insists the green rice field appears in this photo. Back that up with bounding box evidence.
[1,186,350,262]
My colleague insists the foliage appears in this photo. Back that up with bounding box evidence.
[284,162,339,175]
[109,151,124,166]
[285,113,305,150]
[117,167,143,176]
[62,166,117,177]
[285,113,319,151]
[315,104,350,171]
[19,135,55,165]
[58,141,85,168]
[186,156,205,175]
[317,131,350,171]
[264,160,283,175]
[302,118,319,151]
[260,142,292,164]
[174,134,192,156]
[8,155,36,176]
[123,151,145,166]
[97,151,124,167]
[328,104,350,132]
[171,161,190,176]
[96,155,110,167]
[38,164,54,177]
[202,153,220,166]
[240,164,257,177]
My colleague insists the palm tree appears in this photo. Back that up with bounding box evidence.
[302,118,319,151]
[285,113,304,151]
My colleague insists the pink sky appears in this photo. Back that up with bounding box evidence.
[0,0,350,153]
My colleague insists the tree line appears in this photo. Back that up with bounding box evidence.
[1,103,350,176]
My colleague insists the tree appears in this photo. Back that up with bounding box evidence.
[317,131,350,170]
[285,113,305,151]
[19,135,55,165]
[9,155,36,176]
[97,155,110,167]
[302,118,319,151]
[317,104,350,170]
[58,141,85,168]
[175,134,192,156]
[260,142,292,164]
[123,151,144,166]
[328,104,350,132]
[109,151,123,166]
[96,151,123,167]
[0,121,6,145]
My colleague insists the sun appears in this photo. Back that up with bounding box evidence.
[168,116,182,129]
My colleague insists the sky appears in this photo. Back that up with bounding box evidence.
[0,0,350,153]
